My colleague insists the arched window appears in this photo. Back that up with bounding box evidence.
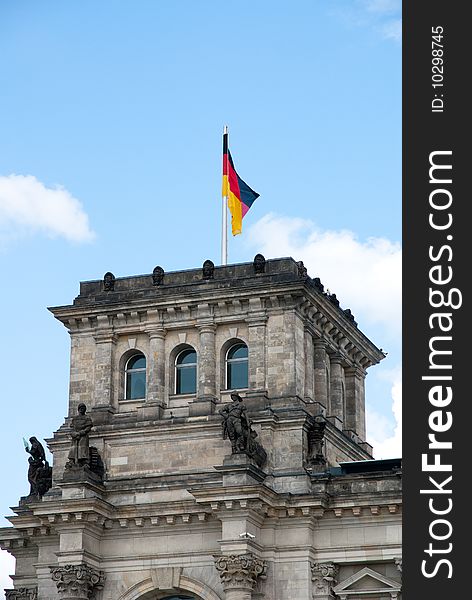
[226,342,248,389]
[125,353,146,399]
[175,348,197,394]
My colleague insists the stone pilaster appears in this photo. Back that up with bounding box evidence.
[5,589,37,600]
[190,322,217,415]
[266,309,305,398]
[92,330,117,412]
[246,314,267,394]
[313,340,329,409]
[68,334,91,416]
[345,366,366,439]
[329,354,345,425]
[50,564,105,600]
[146,327,166,415]
[214,553,267,600]
[304,328,315,402]
[311,562,339,599]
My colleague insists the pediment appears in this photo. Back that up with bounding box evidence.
[333,567,401,597]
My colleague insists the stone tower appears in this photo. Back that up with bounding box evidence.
[0,257,402,600]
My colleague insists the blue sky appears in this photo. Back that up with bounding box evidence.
[0,0,401,589]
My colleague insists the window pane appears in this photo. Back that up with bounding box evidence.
[228,344,248,360]
[127,354,146,370]
[176,365,196,394]
[177,349,197,365]
[228,361,248,389]
[126,371,146,399]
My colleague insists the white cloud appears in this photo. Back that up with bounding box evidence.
[246,213,402,455]
[246,214,401,337]
[0,174,95,243]
[367,367,402,458]
[330,0,401,44]
[382,18,402,42]
[361,0,401,42]
[0,550,14,598]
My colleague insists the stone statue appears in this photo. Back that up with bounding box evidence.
[246,428,268,468]
[306,416,327,472]
[253,253,266,274]
[220,393,267,467]
[329,293,340,307]
[202,259,215,279]
[297,260,307,278]
[23,437,52,501]
[343,308,357,325]
[66,404,93,468]
[103,271,115,291]
[313,277,324,293]
[152,265,164,285]
[220,393,251,453]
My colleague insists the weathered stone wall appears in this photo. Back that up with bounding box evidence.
[68,334,95,416]
[1,259,398,600]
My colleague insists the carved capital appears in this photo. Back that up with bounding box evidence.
[394,557,402,573]
[345,365,367,379]
[313,338,328,351]
[50,564,105,599]
[93,332,117,345]
[214,553,267,591]
[246,314,268,328]
[146,327,167,341]
[5,589,37,600]
[329,352,344,365]
[311,562,339,598]
[197,322,217,335]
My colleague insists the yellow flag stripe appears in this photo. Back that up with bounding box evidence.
[228,190,242,236]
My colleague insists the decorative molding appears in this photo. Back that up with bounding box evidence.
[115,574,222,600]
[50,564,105,599]
[333,566,401,600]
[150,566,182,590]
[311,562,339,598]
[214,553,267,591]
[5,589,37,600]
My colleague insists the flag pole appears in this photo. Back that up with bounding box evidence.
[221,125,228,265]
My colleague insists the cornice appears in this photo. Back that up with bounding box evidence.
[49,279,384,368]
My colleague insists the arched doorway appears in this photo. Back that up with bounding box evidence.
[117,574,223,600]
[127,591,198,600]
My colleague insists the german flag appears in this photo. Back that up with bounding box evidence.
[222,132,259,236]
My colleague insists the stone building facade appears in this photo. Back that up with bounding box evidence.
[1,256,402,600]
